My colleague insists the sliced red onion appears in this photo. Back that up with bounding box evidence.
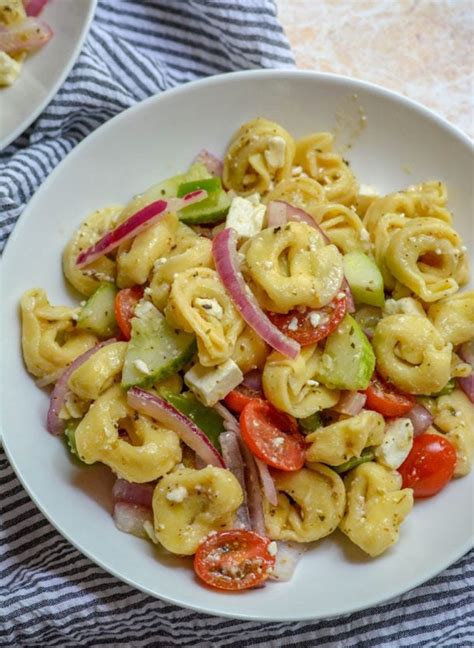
[112,478,153,509]
[24,0,49,16]
[220,430,251,530]
[193,149,223,177]
[76,190,207,268]
[266,201,288,227]
[333,391,366,416]
[0,17,52,53]
[254,457,278,507]
[269,542,307,582]
[128,387,225,467]
[194,454,207,469]
[242,369,263,393]
[458,341,474,402]
[113,502,152,538]
[406,403,434,436]
[212,228,300,359]
[266,201,355,313]
[47,339,115,436]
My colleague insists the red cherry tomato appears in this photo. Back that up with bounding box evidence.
[365,375,415,417]
[114,286,144,340]
[224,385,262,413]
[267,296,347,346]
[194,530,275,590]
[398,433,457,498]
[240,399,305,471]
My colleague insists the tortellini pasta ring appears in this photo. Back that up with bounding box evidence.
[427,290,474,346]
[264,464,346,543]
[386,218,468,302]
[67,341,128,401]
[311,202,369,254]
[373,314,452,394]
[245,221,344,311]
[75,385,182,483]
[264,176,326,217]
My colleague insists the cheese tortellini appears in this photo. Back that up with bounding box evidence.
[63,206,123,296]
[231,326,269,374]
[223,118,295,195]
[373,314,452,394]
[264,176,326,218]
[311,202,369,254]
[75,385,182,482]
[245,222,344,312]
[20,289,97,379]
[428,291,474,346]
[339,463,414,557]
[264,464,346,543]
[431,390,474,476]
[152,466,243,555]
[386,218,468,302]
[262,345,339,418]
[149,222,213,310]
[305,410,385,466]
[294,132,358,206]
[68,341,127,401]
[116,213,178,288]
[165,267,245,366]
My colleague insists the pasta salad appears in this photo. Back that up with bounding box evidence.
[0,0,52,87]
[20,118,474,591]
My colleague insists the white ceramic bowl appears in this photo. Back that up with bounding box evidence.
[1,70,473,621]
[0,0,97,151]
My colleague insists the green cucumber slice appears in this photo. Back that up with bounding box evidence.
[343,251,385,308]
[320,314,375,391]
[76,282,118,338]
[122,304,196,389]
[178,183,230,224]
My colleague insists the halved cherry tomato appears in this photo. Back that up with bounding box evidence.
[224,385,262,413]
[267,296,347,346]
[365,375,415,417]
[240,399,305,471]
[114,286,144,340]
[194,530,275,590]
[398,433,456,498]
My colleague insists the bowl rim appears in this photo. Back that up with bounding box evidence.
[2,68,473,622]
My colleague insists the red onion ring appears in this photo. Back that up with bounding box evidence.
[76,190,207,268]
[112,478,154,509]
[220,430,251,530]
[254,457,278,507]
[128,387,225,468]
[113,502,152,538]
[212,228,300,359]
[405,403,434,435]
[193,149,223,177]
[242,369,263,393]
[24,0,49,16]
[333,391,367,416]
[269,541,307,582]
[47,339,116,436]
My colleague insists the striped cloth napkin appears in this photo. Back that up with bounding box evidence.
[0,1,472,646]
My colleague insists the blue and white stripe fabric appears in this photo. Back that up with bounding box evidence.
[0,1,472,645]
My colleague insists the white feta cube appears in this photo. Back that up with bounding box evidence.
[383,298,425,317]
[225,196,266,240]
[375,418,414,470]
[194,297,223,320]
[264,136,287,169]
[184,359,243,406]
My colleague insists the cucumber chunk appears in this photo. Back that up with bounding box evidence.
[320,314,375,391]
[122,304,196,389]
[343,251,385,308]
[76,282,118,338]
[177,176,231,224]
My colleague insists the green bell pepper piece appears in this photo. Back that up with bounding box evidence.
[160,390,224,450]
[332,448,375,474]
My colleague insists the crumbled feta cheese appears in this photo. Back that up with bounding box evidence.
[267,541,278,556]
[144,287,152,295]
[185,359,243,407]
[375,418,414,469]
[337,292,346,300]
[133,359,151,375]
[166,486,188,503]
[134,299,157,319]
[264,136,287,169]
[273,437,285,447]
[308,311,329,328]
[291,166,304,176]
[360,228,370,242]
[71,312,79,322]
[306,379,320,387]
[225,196,266,240]
[383,297,424,317]
[435,248,442,255]
[195,297,223,320]
[81,269,114,282]
[287,317,299,331]
[153,257,167,270]
[461,245,467,253]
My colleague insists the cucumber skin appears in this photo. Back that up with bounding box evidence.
[178,188,231,225]
[76,282,118,338]
[121,314,197,390]
[321,314,376,391]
